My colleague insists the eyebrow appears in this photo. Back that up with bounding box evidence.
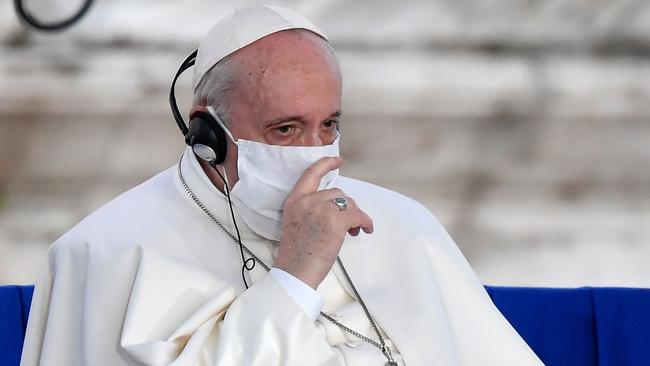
[265,110,342,126]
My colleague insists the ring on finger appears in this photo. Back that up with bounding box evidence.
[332,197,348,211]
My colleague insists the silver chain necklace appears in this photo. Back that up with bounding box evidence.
[177,159,398,365]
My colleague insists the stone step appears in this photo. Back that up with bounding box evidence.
[3,0,650,53]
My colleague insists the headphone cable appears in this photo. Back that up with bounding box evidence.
[170,48,254,290]
[208,161,256,289]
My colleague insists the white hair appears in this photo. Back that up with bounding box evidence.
[192,55,234,126]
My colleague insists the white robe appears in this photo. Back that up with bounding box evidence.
[21,147,543,365]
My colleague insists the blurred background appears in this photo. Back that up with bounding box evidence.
[1,0,649,286]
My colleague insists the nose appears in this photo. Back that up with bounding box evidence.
[302,130,325,146]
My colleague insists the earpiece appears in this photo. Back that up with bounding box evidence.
[185,112,228,165]
[169,50,228,165]
[170,50,253,289]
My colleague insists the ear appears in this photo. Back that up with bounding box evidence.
[189,105,209,120]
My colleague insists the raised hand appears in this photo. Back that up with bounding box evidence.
[273,157,374,289]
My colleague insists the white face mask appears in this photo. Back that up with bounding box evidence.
[207,106,340,241]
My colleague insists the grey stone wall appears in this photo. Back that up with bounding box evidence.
[1,0,649,286]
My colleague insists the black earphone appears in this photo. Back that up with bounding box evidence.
[170,50,256,289]
[169,50,228,166]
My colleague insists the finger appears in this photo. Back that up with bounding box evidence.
[314,194,360,216]
[290,156,342,197]
[309,188,347,203]
[344,208,374,234]
[359,210,374,234]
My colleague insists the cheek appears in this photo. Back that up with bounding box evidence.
[227,141,238,159]
[224,142,240,183]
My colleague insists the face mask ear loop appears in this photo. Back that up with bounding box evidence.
[207,106,237,144]
[222,168,231,193]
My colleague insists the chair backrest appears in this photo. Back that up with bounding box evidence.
[485,286,650,366]
[0,285,33,366]
[2,285,649,366]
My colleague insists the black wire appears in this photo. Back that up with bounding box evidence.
[172,48,251,289]
[14,0,94,32]
[209,161,256,289]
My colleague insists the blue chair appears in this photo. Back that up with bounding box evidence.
[2,285,649,365]
[0,285,33,366]
[486,286,650,366]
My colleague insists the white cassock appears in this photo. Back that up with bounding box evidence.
[21,147,544,366]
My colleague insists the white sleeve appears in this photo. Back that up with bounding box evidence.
[118,248,342,366]
[269,267,325,321]
[21,241,344,366]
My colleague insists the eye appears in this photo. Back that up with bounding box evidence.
[274,124,296,136]
[323,120,339,129]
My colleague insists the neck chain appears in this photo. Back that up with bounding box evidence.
[177,158,398,365]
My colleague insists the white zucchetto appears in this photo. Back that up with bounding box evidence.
[192,5,328,91]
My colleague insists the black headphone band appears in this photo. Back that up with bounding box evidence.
[169,50,198,136]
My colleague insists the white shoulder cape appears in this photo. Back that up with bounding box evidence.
[21,148,543,366]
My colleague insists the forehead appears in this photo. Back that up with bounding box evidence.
[228,29,342,124]
[233,30,338,85]
[232,29,337,71]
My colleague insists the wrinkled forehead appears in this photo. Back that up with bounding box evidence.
[229,30,341,104]
[228,30,342,129]
[192,5,329,90]
[230,29,339,83]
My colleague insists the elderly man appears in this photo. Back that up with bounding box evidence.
[21,5,543,366]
